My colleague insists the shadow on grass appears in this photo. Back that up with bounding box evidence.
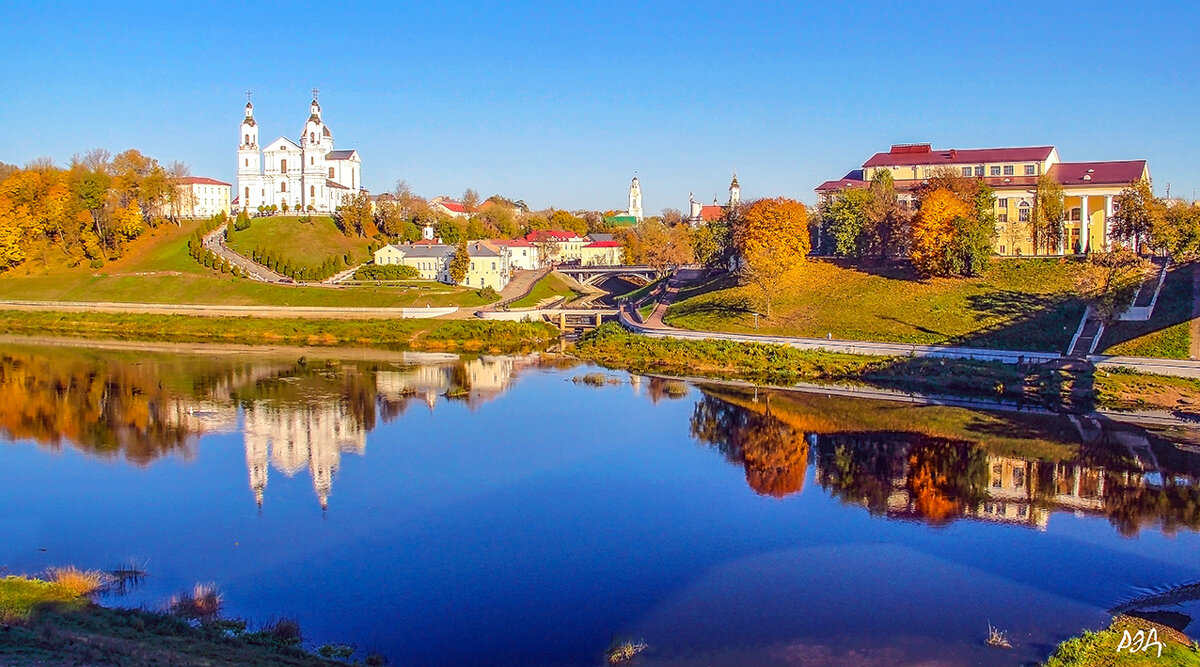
[1097,261,1195,359]
[820,256,929,283]
[953,291,1086,353]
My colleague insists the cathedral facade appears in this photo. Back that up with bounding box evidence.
[236,94,362,214]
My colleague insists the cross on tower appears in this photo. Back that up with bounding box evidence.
[245,90,252,103]
[312,88,319,101]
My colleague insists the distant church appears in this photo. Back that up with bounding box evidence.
[687,172,740,225]
[236,91,362,213]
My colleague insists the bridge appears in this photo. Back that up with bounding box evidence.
[556,265,659,285]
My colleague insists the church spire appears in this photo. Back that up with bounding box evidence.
[309,88,321,121]
[728,169,740,207]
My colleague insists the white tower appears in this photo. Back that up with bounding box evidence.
[729,171,740,207]
[628,176,643,221]
[237,93,260,211]
[301,90,331,212]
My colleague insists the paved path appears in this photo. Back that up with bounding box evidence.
[621,269,1200,377]
[204,225,288,283]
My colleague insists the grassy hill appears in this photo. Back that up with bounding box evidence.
[226,215,374,271]
[0,220,490,309]
[664,258,1087,353]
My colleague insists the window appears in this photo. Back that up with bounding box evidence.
[280,182,286,192]
[1003,165,1014,176]
[310,185,315,197]
[244,159,249,167]
[280,159,287,173]
[997,198,1008,208]
[310,157,314,165]
[328,167,335,178]
[961,167,972,177]
[974,166,984,177]
[1069,208,1081,221]
[999,245,1006,255]
[1024,164,1036,175]
[1019,208,1030,222]
[244,134,249,144]
[309,132,315,143]
[998,213,1008,223]
[990,166,1001,176]
[244,186,249,199]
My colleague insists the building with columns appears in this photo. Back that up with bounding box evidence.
[816,144,1149,255]
[236,92,362,214]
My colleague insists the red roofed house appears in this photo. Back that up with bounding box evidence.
[816,143,1150,255]
[523,229,586,265]
[686,172,741,226]
[170,176,232,219]
[488,238,539,270]
[580,240,624,266]
[430,196,468,218]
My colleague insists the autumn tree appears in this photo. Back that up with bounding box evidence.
[110,149,168,224]
[1030,173,1065,254]
[734,197,809,318]
[1075,249,1151,324]
[449,239,470,283]
[462,188,480,215]
[1153,203,1200,258]
[1112,178,1165,250]
[337,191,376,237]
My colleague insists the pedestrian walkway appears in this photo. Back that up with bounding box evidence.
[203,225,288,283]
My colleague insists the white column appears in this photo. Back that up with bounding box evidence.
[1079,196,1090,254]
[1104,195,1114,250]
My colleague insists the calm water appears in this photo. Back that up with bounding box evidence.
[2,341,1199,666]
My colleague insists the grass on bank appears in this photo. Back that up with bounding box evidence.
[508,272,582,308]
[1100,262,1194,360]
[225,215,374,270]
[615,276,665,303]
[0,219,491,309]
[0,310,559,352]
[574,323,1200,412]
[0,574,348,666]
[664,258,1087,352]
[1043,615,1199,666]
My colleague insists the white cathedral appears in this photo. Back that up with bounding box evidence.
[236,92,362,213]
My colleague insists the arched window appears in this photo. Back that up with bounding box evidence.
[310,132,315,143]
[328,167,335,178]
[280,182,287,192]
[244,186,249,199]
[280,159,287,173]
[310,185,315,197]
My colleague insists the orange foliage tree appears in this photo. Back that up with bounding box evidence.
[734,197,809,318]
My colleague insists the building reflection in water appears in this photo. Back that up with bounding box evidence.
[690,387,1200,536]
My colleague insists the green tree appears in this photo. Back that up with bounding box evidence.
[820,188,871,256]
[449,239,470,283]
[1031,173,1065,254]
[1112,178,1164,250]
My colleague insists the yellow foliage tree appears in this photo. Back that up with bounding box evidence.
[112,201,145,243]
[734,197,809,318]
[910,188,972,277]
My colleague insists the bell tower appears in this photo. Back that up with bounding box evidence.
[237,92,260,211]
[729,170,740,207]
[628,176,643,222]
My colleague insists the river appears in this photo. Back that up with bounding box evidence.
[1,340,1198,666]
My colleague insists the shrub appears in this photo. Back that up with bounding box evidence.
[48,567,111,597]
[477,285,500,301]
[260,617,302,645]
[168,583,223,620]
[354,263,419,281]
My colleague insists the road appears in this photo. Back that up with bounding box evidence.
[0,300,457,320]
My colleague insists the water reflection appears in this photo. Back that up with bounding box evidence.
[691,386,1200,535]
[0,346,540,509]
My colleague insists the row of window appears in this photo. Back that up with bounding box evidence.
[960,164,1038,178]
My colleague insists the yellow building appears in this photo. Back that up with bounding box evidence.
[373,240,511,290]
[816,144,1150,255]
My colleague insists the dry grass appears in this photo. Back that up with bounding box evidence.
[986,623,1012,649]
[607,640,648,664]
[168,583,223,620]
[48,566,112,597]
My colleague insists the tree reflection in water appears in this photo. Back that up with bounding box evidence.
[689,387,1200,535]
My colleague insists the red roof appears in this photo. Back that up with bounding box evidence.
[438,200,466,213]
[524,229,581,242]
[862,145,1055,168]
[815,178,868,192]
[1048,161,1147,186]
[584,241,622,248]
[176,176,231,186]
[699,205,724,221]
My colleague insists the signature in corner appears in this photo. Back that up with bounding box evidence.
[1117,628,1164,658]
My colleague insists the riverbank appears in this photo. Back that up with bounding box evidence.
[0,309,558,352]
[0,574,352,666]
[1043,615,1198,666]
[574,323,1200,413]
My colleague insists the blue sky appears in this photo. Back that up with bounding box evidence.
[2,2,1197,213]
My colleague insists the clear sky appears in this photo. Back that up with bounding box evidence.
[2,2,1198,213]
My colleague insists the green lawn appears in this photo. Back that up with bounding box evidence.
[664,258,1088,352]
[1099,262,1194,359]
[226,215,375,269]
[509,272,581,308]
[0,220,490,309]
[1044,615,1199,666]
